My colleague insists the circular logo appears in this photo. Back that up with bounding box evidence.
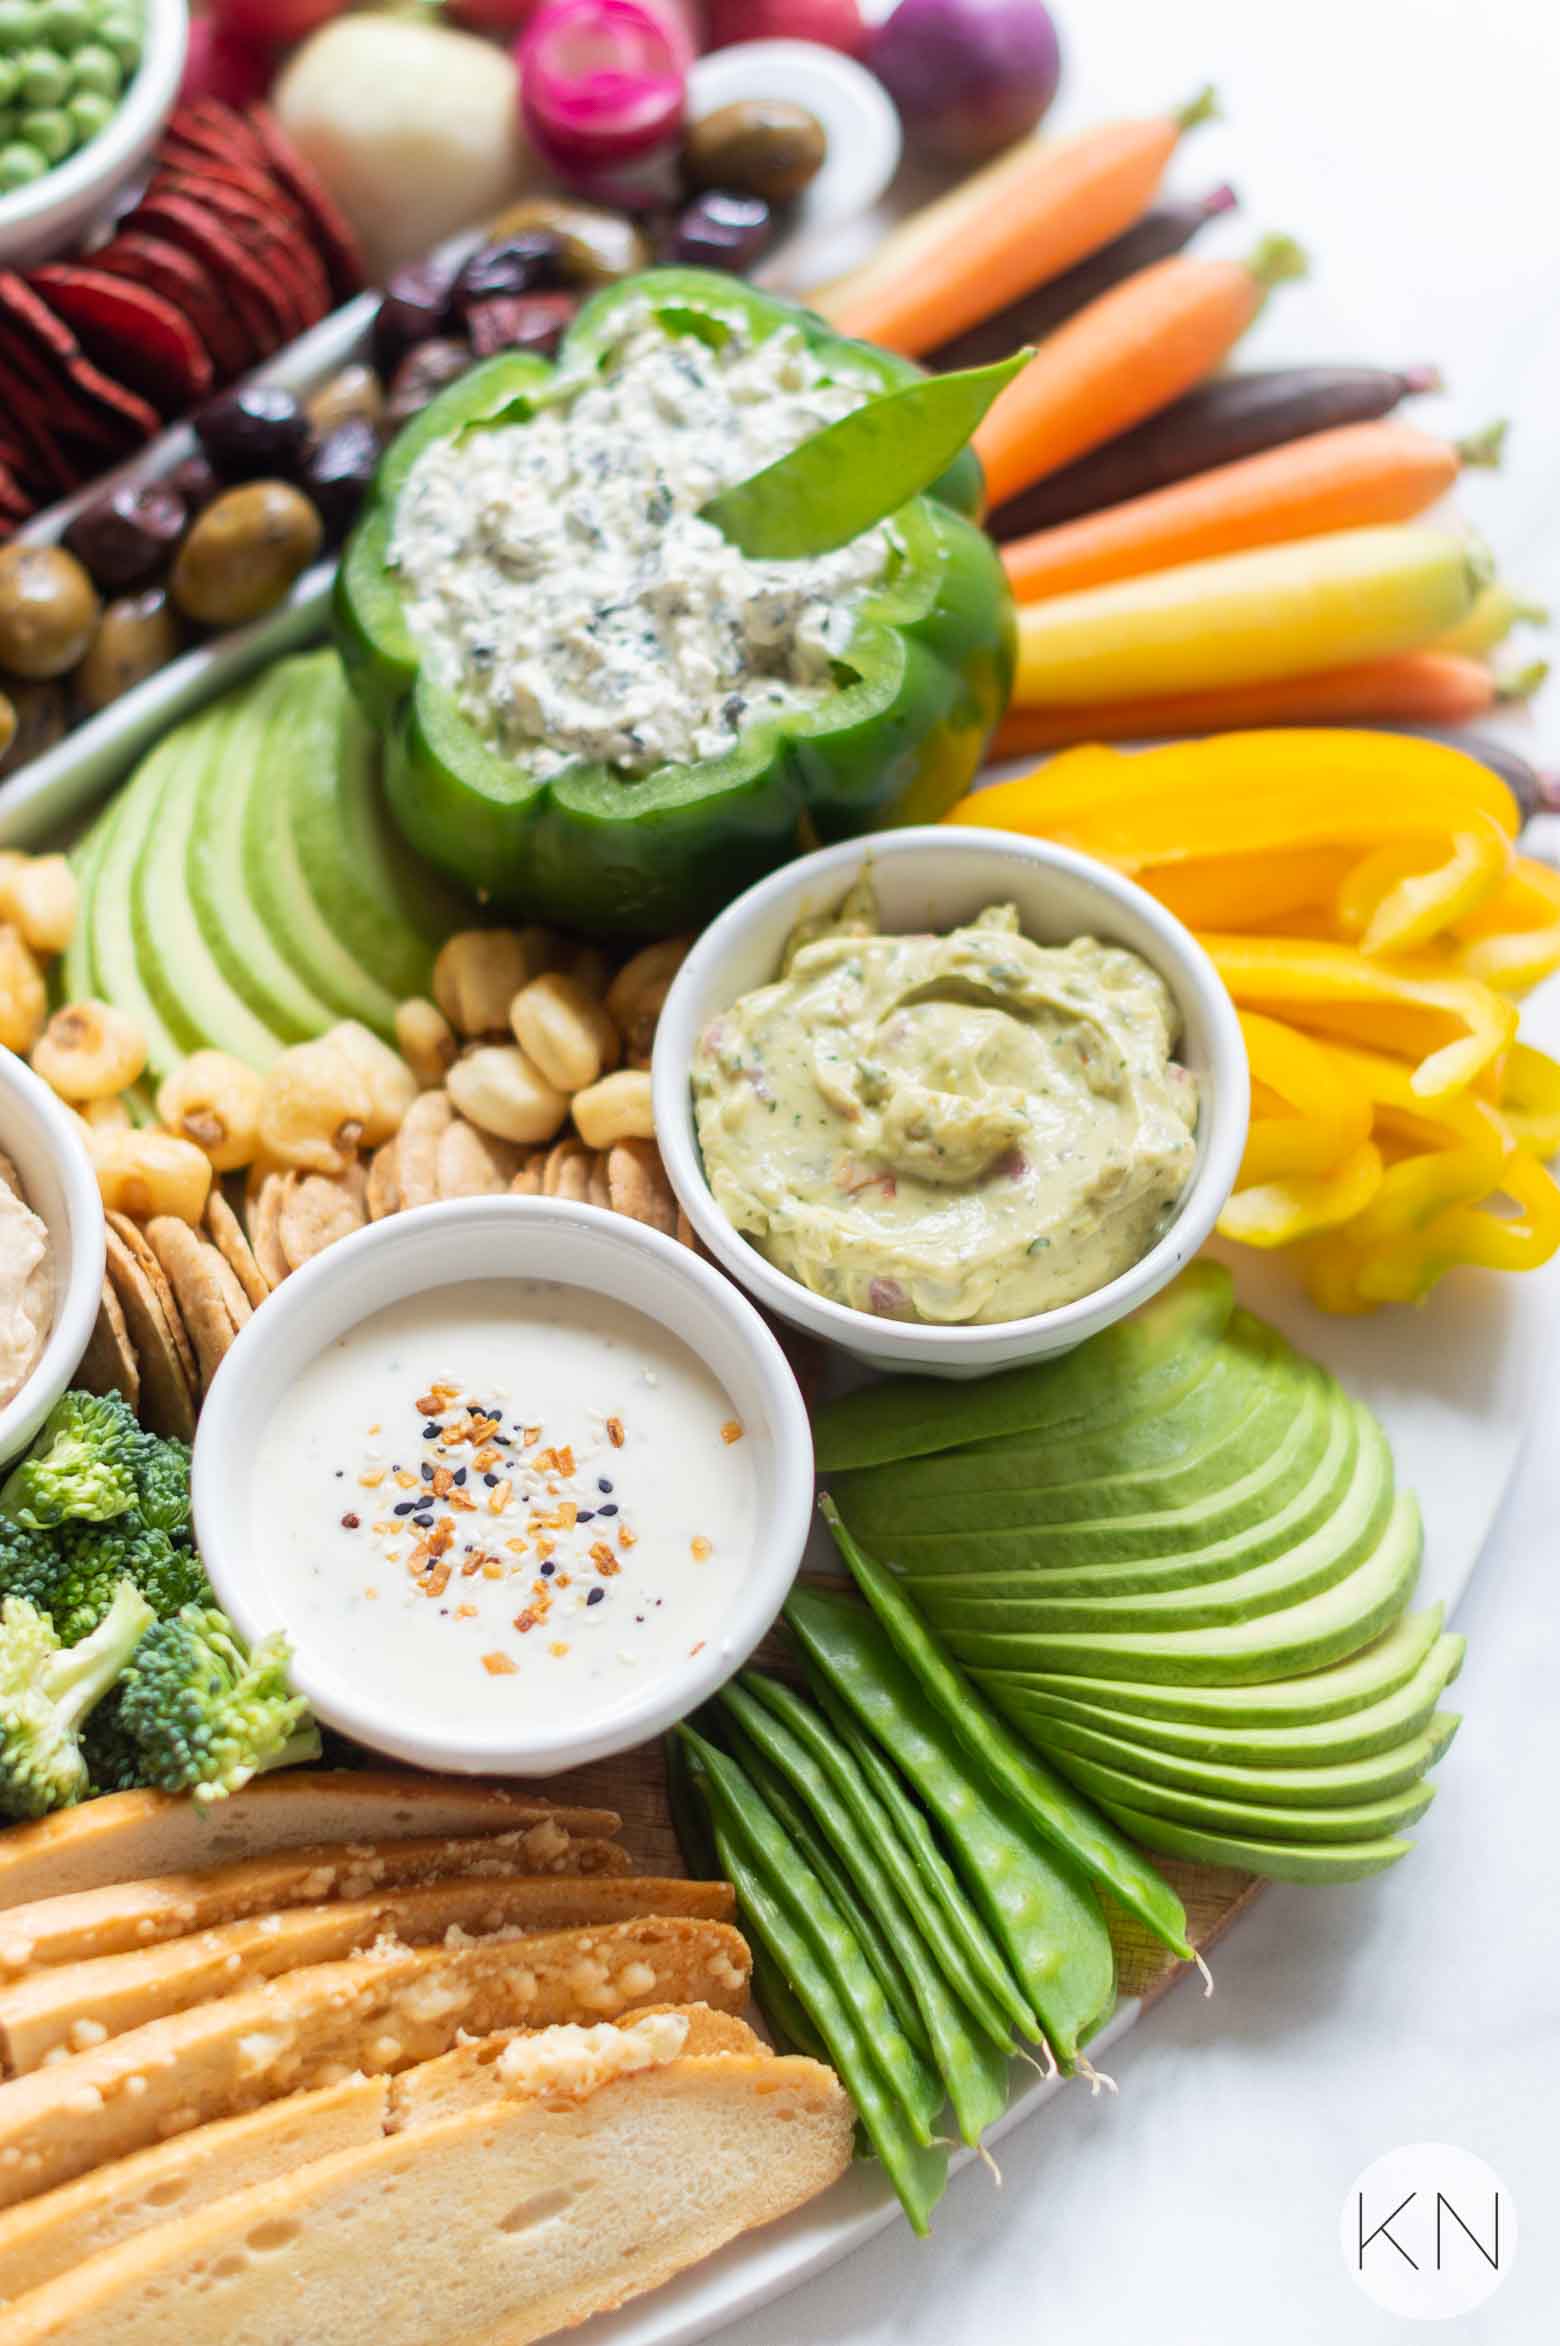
[1341,2144,1514,2320]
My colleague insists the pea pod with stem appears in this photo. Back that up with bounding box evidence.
[821,1497,1203,1974]
[783,1588,1116,2071]
[681,1730,950,2235]
[722,1680,1010,2147]
[749,1942,831,2065]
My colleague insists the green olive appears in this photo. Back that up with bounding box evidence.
[171,482,325,629]
[0,544,100,680]
[0,677,66,777]
[305,362,384,438]
[682,100,828,205]
[486,196,650,288]
[74,585,180,712]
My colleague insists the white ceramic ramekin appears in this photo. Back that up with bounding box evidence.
[192,1196,815,1777]
[0,0,188,271]
[0,1049,107,1464]
[653,827,1250,1379]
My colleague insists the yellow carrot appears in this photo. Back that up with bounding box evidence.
[1010,528,1486,707]
[1432,579,1547,658]
[812,91,1217,356]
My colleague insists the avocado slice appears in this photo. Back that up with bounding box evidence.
[977,1607,1447,1728]
[944,1488,1422,1684]
[1021,1706,1459,1808]
[813,1262,1236,1471]
[1093,1802,1416,1884]
[1048,1743,1439,1844]
[990,1630,1464,1766]
[63,805,113,1004]
[89,729,211,1079]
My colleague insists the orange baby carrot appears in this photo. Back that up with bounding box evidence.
[974,235,1307,510]
[813,90,1217,357]
[1003,419,1505,601]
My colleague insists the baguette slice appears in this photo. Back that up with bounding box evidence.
[2,2054,854,2346]
[0,2006,757,2304]
[0,1877,737,2074]
[0,2077,389,2306]
[0,1918,750,2209]
[0,1824,633,1978]
[0,1774,621,1909]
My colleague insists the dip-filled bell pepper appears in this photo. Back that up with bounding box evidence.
[334,269,1016,932]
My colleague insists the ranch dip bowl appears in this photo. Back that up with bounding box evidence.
[0,1049,106,1467]
[654,828,1249,1380]
[192,1197,813,1777]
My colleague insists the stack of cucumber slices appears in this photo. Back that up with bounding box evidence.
[816,1264,1463,1883]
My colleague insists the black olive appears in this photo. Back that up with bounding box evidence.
[64,483,188,593]
[385,339,473,431]
[372,256,462,375]
[465,292,578,363]
[451,232,569,322]
[194,388,313,484]
[165,452,222,516]
[302,419,382,542]
[667,191,775,274]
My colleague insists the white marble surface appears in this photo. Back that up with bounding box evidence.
[716,1,1560,2339]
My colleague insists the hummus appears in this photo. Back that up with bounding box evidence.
[691,885,1200,1325]
[0,1173,52,1406]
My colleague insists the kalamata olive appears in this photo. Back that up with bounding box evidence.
[195,387,313,484]
[0,545,101,680]
[384,338,473,432]
[372,255,461,375]
[0,678,67,778]
[302,420,381,542]
[305,363,385,440]
[170,483,325,629]
[485,196,651,288]
[64,483,187,593]
[166,451,222,515]
[682,100,828,203]
[465,293,578,363]
[667,190,775,273]
[0,690,13,767]
[451,232,568,323]
[75,588,181,714]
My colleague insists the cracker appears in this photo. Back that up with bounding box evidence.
[606,1136,677,1237]
[542,1138,593,1202]
[588,1152,612,1210]
[509,1150,545,1198]
[77,1275,140,1412]
[105,1212,198,1395]
[279,1173,367,1272]
[145,1218,247,1391]
[102,1224,196,1441]
[248,1172,294,1291]
[0,1149,20,1199]
[204,1188,271,1308]
[365,1141,401,1222]
[395,1090,453,1210]
[436,1120,526,1200]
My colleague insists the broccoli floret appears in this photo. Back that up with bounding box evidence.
[0,1582,155,1818]
[114,1607,321,1805]
[13,1521,210,1649]
[129,1435,192,1542]
[0,1392,146,1529]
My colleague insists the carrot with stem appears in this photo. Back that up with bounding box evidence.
[973,235,1308,509]
[811,89,1218,357]
[1003,419,1506,602]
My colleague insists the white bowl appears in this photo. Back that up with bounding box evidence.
[0,0,189,271]
[654,827,1250,1379]
[0,1051,106,1465]
[192,1196,815,1777]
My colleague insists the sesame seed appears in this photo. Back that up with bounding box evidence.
[597,1503,618,1517]
[576,1509,594,1523]
[413,1512,435,1529]
[540,1561,555,1578]
[392,1501,416,1517]
[422,1424,439,1440]
[483,1472,498,1488]
[587,1588,604,1607]
[597,1478,613,1494]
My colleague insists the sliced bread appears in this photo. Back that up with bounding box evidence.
[389,2000,762,2130]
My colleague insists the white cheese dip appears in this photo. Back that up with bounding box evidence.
[251,1280,755,1736]
[388,305,892,776]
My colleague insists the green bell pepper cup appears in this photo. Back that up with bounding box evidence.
[334,268,1015,935]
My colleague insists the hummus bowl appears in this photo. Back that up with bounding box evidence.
[654,828,1249,1378]
[0,1050,107,1463]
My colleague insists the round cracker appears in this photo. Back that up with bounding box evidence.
[542,1137,593,1202]
[279,1172,367,1272]
[606,1136,677,1236]
[204,1188,271,1308]
[365,1139,401,1221]
[77,1274,140,1412]
[105,1211,199,1395]
[436,1119,526,1200]
[395,1089,454,1210]
[102,1223,196,1441]
[510,1150,545,1197]
[587,1152,612,1211]
[248,1172,295,1291]
[145,1218,246,1392]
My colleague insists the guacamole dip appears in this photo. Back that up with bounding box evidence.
[690,884,1199,1325]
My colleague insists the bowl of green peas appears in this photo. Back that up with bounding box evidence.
[0,0,187,269]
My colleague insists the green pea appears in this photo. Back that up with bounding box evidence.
[0,135,46,186]
[17,43,66,104]
[65,84,108,141]
[91,7,136,70]
[40,0,91,45]
[67,38,117,94]
[19,102,68,159]
[0,3,40,55]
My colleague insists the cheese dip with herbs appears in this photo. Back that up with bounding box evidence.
[691,883,1199,1326]
[387,305,892,777]
[252,1280,754,1734]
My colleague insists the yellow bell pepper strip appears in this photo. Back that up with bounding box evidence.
[1219,1141,1384,1247]
[1201,935,1519,1101]
[1010,529,1487,707]
[1331,813,1515,957]
[1236,1011,1375,1181]
[1144,846,1358,934]
[1500,1041,1560,1158]
[1352,1150,1560,1301]
[1452,857,1560,992]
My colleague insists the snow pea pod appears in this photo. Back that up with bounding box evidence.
[717,1708,932,2057]
[749,1943,831,2065]
[810,1672,1043,2046]
[822,1498,1197,1966]
[680,1728,943,2144]
[724,1680,1010,2146]
[702,351,1030,559]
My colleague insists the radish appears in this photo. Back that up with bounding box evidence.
[210,0,350,50]
[180,17,274,108]
[707,2,867,58]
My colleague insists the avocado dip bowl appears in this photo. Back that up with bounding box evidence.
[654,829,1250,1379]
[333,268,1016,937]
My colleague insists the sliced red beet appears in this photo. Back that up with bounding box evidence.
[27,266,215,416]
[166,100,272,176]
[124,196,288,361]
[149,172,329,333]
[249,105,366,300]
[92,230,254,378]
[0,276,160,444]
